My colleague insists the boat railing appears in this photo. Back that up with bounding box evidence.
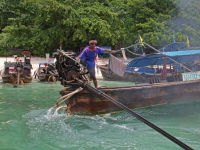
[141,42,193,72]
[114,42,193,73]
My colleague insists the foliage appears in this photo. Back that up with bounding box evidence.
[0,0,200,57]
[170,0,200,46]
[126,0,178,46]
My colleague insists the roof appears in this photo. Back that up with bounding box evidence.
[159,42,187,52]
[127,50,200,67]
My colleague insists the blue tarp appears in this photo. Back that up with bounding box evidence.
[127,50,200,67]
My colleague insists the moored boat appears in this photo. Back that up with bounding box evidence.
[34,62,57,82]
[97,42,193,82]
[60,78,200,115]
[1,49,33,85]
[52,44,200,115]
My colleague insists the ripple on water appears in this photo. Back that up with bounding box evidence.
[1,81,200,150]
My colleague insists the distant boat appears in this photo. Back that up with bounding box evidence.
[34,62,57,82]
[98,42,198,82]
[1,49,33,85]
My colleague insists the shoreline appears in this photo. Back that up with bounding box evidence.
[0,57,104,80]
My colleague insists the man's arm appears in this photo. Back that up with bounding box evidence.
[104,49,116,53]
[76,48,86,63]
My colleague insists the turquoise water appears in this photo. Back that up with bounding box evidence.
[0,80,200,150]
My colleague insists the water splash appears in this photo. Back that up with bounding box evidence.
[46,107,54,115]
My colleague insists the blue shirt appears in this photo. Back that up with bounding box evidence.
[79,46,104,68]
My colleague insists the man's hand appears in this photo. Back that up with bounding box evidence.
[111,50,116,53]
[104,49,116,53]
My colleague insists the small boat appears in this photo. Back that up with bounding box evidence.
[1,49,33,85]
[34,62,57,82]
[52,44,200,115]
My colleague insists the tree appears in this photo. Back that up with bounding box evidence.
[126,0,178,46]
[170,0,200,46]
[1,0,199,56]
[0,0,127,55]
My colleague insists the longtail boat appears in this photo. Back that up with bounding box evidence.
[97,42,194,82]
[52,43,200,115]
[60,79,200,115]
[34,62,57,82]
[1,49,33,85]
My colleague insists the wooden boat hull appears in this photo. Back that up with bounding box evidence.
[60,79,200,115]
[35,64,57,82]
[98,65,160,82]
[38,74,55,82]
[1,51,33,84]
[2,74,32,84]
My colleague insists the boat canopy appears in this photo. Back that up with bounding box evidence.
[4,62,15,68]
[159,42,187,52]
[39,62,55,66]
[127,50,200,67]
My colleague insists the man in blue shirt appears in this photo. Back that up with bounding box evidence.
[78,39,115,88]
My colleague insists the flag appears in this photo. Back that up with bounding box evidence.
[139,35,145,47]
[186,36,190,47]
[139,35,143,43]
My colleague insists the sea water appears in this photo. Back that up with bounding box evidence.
[0,80,199,150]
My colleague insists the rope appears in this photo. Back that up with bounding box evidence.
[126,49,142,56]
[49,87,83,115]
[141,42,193,72]
[55,87,83,107]
[115,44,137,53]
[48,75,56,82]
[34,88,83,117]
[54,106,69,115]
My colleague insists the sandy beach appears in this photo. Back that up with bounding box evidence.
[0,56,104,80]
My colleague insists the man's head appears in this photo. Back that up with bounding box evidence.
[89,39,97,49]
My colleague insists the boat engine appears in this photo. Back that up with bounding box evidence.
[52,50,89,87]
